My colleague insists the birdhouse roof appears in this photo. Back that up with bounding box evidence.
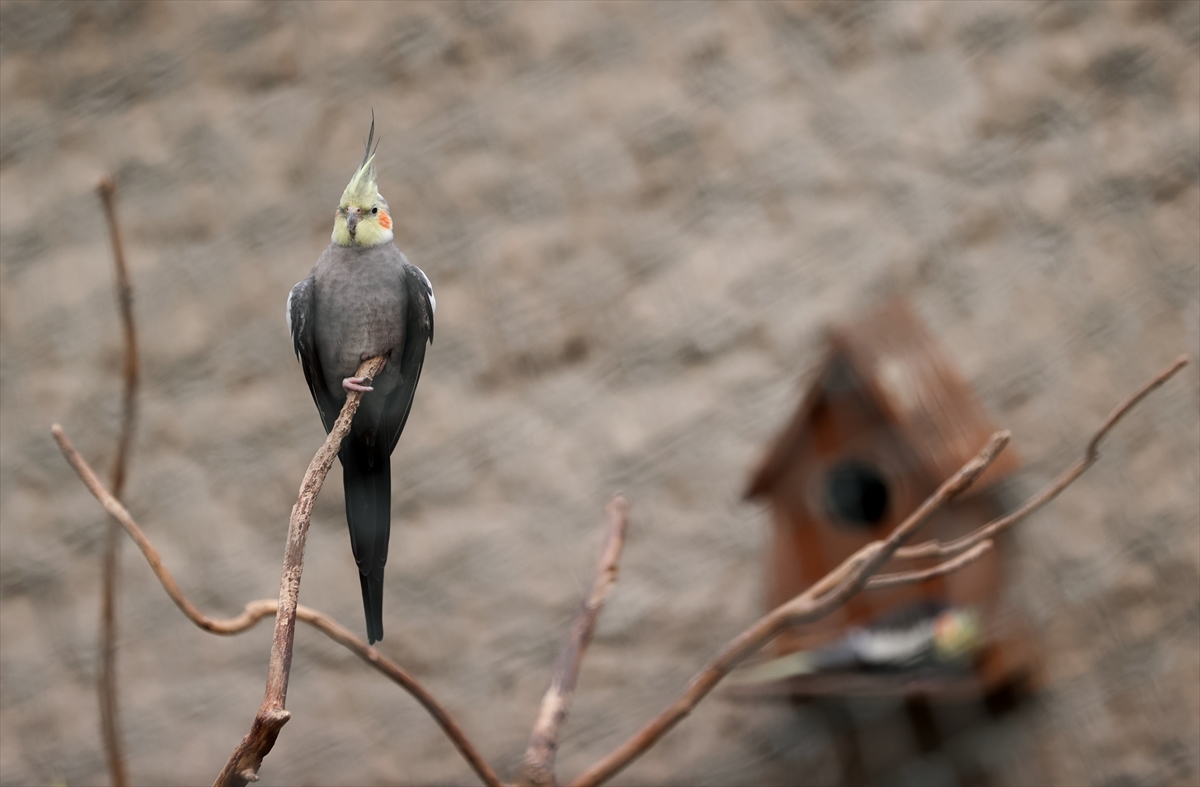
[745,298,1019,499]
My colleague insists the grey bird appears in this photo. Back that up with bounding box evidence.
[288,118,435,644]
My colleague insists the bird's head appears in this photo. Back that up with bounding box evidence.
[332,115,394,248]
[932,607,983,662]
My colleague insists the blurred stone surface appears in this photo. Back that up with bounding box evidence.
[0,1,1197,785]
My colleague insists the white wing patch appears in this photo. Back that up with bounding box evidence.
[286,286,294,335]
[414,265,435,314]
[849,618,937,665]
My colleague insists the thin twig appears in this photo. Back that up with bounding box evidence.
[567,432,1012,787]
[518,497,630,787]
[895,355,1189,560]
[96,175,138,787]
[56,424,265,635]
[96,179,139,498]
[866,540,994,590]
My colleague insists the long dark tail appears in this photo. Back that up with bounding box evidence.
[342,434,391,644]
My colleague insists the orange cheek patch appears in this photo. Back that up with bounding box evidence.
[379,210,392,230]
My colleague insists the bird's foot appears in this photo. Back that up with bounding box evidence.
[342,376,374,393]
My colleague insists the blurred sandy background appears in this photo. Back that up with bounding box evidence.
[1,1,1198,785]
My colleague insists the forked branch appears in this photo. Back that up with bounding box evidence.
[566,355,1188,787]
[566,430,1013,787]
[54,382,504,787]
[894,354,1189,561]
[56,350,1188,787]
[868,540,994,590]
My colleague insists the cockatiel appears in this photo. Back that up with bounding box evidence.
[288,116,434,644]
[729,603,982,686]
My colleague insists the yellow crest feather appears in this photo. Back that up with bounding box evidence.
[340,154,379,207]
[340,112,380,207]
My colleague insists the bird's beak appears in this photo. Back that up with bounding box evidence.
[346,207,361,238]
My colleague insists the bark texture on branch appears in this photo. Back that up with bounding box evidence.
[211,354,384,787]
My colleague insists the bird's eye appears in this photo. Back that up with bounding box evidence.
[371,206,379,215]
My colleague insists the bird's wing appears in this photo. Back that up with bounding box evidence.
[288,277,340,434]
[380,262,435,454]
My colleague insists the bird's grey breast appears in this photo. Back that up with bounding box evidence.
[312,243,408,385]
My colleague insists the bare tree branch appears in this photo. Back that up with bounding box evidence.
[567,357,1188,787]
[55,424,264,635]
[866,540,994,590]
[96,178,139,502]
[54,383,506,787]
[59,352,387,784]
[894,355,1189,561]
[96,175,139,787]
[567,432,1012,787]
[214,353,387,786]
[518,497,630,787]
[55,311,1187,787]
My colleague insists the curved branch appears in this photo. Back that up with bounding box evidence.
[50,357,503,787]
[895,355,1189,561]
[291,602,504,787]
[96,175,139,787]
[55,423,253,634]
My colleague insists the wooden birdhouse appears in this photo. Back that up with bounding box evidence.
[744,299,1038,699]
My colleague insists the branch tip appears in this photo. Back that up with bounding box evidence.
[94,170,140,787]
[519,496,630,787]
[898,355,1190,562]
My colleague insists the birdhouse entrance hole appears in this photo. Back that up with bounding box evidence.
[824,459,889,527]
